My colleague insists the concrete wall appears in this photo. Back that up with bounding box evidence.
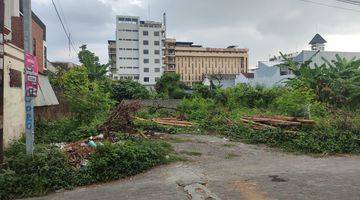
[3,43,25,147]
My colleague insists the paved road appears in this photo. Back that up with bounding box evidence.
[31,134,360,200]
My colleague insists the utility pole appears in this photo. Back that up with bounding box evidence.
[0,0,4,165]
[23,0,34,156]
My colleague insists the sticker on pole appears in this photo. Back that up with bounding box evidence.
[25,53,39,97]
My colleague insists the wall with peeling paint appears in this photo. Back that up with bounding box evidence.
[3,42,25,147]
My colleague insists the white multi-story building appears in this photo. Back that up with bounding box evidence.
[111,15,164,87]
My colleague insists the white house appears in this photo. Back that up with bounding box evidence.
[251,34,360,88]
[203,73,254,89]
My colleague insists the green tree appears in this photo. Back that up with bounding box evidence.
[61,67,114,121]
[78,45,109,81]
[111,80,150,101]
[281,53,360,108]
[155,73,187,99]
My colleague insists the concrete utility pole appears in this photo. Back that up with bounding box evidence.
[0,0,4,165]
[23,0,34,156]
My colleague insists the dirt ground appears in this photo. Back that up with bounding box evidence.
[30,134,360,200]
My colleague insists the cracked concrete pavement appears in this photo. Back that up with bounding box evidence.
[30,134,360,200]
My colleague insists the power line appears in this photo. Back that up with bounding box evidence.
[299,0,360,12]
[50,0,77,54]
[334,0,360,6]
[55,0,72,38]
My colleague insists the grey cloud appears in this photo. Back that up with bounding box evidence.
[33,0,360,66]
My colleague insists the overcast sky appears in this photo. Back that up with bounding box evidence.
[32,0,360,67]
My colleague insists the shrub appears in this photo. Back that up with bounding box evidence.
[0,143,76,199]
[177,97,216,121]
[81,140,172,183]
[271,88,315,117]
[35,116,106,144]
[155,73,188,99]
[223,84,284,109]
[61,67,114,121]
[0,139,177,199]
[111,80,150,101]
[192,84,214,99]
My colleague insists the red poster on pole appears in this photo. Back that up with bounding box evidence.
[25,53,39,97]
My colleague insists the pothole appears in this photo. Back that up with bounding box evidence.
[180,182,221,200]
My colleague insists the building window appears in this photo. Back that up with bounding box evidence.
[154,59,160,64]
[144,77,149,82]
[154,50,160,55]
[143,40,149,45]
[143,31,149,36]
[144,68,149,72]
[155,77,160,82]
[154,31,160,36]
[143,49,149,54]
[144,59,149,63]
[154,68,160,73]
[154,41,160,46]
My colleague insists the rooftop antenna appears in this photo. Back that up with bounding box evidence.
[163,12,167,38]
[148,0,151,20]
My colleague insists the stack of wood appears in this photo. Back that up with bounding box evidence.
[240,116,315,131]
[135,117,193,127]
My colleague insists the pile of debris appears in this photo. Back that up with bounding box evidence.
[99,101,141,133]
[135,117,193,127]
[240,116,316,131]
[63,134,105,169]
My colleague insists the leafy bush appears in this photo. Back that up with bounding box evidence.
[282,54,360,109]
[61,67,114,121]
[177,97,216,121]
[0,143,76,199]
[155,73,188,99]
[222,84,284,109]
[111,80,150,101]
[0,139,176,199]
[192,84,214,99]
[78,140,173,184]
[35,116,106,144]
[271,88,315,117]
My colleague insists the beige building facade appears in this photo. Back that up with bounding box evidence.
[164,40,249,85]
[1,42,26,148]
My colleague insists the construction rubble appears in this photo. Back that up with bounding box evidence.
[63,134,105,169]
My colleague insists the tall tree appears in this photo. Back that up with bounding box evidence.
[78,45,108,81]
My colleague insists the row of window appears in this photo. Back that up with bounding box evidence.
[115,76,159,83]
[119,57,139,60]
[142,31,160,36]
[140,24,161,28]
[143,68,161,73]
[143,49,160,55]
[143,58,161,64]
[119,38,139,41]
[116,76,139,80]
[118,29,138,32]
[119,48,139,51]
[118,67,140,69]
[143,77,160,82]
[143,40,160,46]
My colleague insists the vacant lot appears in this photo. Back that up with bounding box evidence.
[30,134,360,200]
